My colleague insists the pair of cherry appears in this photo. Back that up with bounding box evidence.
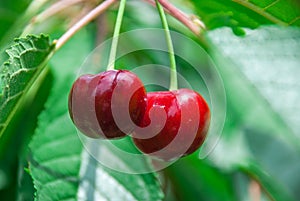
[68,70,210,161]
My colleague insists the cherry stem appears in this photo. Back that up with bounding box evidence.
[155,0,177,91]
[55,0,117,51]
[107,0,127,71]
[145,0,205,36]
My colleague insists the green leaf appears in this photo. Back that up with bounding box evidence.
[189,0,300,34]
[211,112,295,201]
[0,0,30,40]
[239,161,295,201]
[165,156,236,201]
[206,26,300,200]
[29,30,164,201]
[78,139,164,201]
[0,67,53,201]
[29,82,83,200]
[0,34,54,140]
[0,0,50,49]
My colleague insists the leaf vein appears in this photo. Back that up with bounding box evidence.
[0,91,23,111]
[233,0,288,25]
[38,155,80,167]
[33,134,78,155]
[263,0,280,10]
[289,16,300,25]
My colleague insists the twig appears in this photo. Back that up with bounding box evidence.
[249,179,261,201]
[22,0,85,36]
[55,0,117,51]
[144,0,205,35]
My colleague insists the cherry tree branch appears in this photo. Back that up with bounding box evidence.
[144,0,205,35]
[249,179,261,201]
[55,0,117,51]
[22,0,85,36]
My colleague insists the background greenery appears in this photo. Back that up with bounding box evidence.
[0,0,299,200]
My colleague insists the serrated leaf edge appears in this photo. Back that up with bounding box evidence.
[0,34,55,138]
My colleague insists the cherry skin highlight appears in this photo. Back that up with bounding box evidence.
[133,89,210,161]
[68,70,147,139]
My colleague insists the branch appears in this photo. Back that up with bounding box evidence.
[22,0,85,36]
[55,0,117,51]
[144,0,205,35]
[249,179,261,201]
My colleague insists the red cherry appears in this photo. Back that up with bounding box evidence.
[133,89,210,161]
[68,70,147,139]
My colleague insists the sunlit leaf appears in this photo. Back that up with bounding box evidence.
[189,0,300,35]
[206,25,300,201]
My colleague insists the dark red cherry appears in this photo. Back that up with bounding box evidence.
[133,89,210,161]
[68,70,147,139]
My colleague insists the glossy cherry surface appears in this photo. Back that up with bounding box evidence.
[133,89,210,161]
[68,70,147,139]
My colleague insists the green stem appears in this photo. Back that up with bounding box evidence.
[107,0,127,70]
[155,0,177,91]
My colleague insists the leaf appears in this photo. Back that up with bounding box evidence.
[211,112,295,201]
[78,140,164,201]
[29,83,83,200]
[29,30,164,201]
[239,161,295,201]
[165,156,236,201]
[206,26,300,200]
[0,0,50,49]
[189,0,300,35]
[0,67,53,200]
[0,34,54,140]
[0,0,30,40]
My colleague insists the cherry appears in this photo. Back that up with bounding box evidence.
[68,70,147,139]
[133,89,210,161]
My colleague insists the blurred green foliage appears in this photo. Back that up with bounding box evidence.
[0,0,299,200]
